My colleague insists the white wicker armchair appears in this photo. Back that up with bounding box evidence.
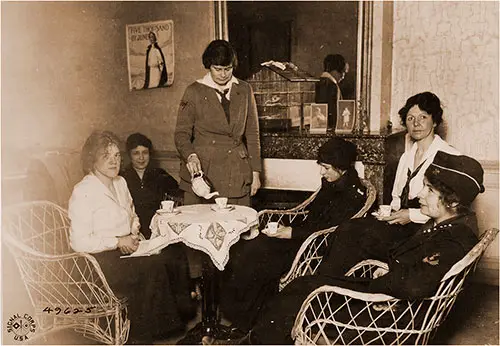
[276,178,377,290]
[291,228,499,345]
[2,201,130,345]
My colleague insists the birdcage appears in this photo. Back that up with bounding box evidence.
[248,62,318,132]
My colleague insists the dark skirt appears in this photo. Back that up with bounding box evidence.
[318,217,421,276]
[93,243,195,343]
[220,234,302,330]
[252,274,423,345]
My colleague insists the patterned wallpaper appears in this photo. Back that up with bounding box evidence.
[390,1,499,161]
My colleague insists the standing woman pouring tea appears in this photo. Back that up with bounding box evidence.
[174,39,262,207]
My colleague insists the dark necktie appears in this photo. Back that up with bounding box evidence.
[400,160,426,209]
[215,88,230,124]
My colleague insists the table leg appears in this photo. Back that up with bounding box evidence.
[177,254,247,345]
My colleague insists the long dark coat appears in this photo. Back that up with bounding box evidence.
[252,213,479,344]
[174,80,261,199]
[220,168,368,330]
[315,77,340,129]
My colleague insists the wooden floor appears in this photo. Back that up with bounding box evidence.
[20,282,499,345]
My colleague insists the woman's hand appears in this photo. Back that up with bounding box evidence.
[263,225,292,239]
[186,153,202,177]
[117,234,140,254]
[251,171,261,196]
[380,209,411,225]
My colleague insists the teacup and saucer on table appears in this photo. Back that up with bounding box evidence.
[156,200,180,215]
[210,197,235,213]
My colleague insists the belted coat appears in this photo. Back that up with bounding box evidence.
[174,80,261,198]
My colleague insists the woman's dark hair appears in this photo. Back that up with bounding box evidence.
[323,54,346,73]
[126,132,153,154]
[398,92,444,128]
[81,130,121,175]
[202,40,238,69]
[425,168,470,213]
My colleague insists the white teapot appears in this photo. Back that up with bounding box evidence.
[191,171,219,199]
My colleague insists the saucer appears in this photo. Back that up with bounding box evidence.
[156,209,180,215]
[210,205,235,213]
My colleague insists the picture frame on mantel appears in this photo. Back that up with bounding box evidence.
[336,100,356,134]
[309,103,328,134]
[126,20,174,91]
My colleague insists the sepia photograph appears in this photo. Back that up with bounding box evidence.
[310,103,328,134]
[336,99,356,134]
[1,1,498,345]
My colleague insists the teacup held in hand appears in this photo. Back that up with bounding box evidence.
[378,205,392,217]
[266,222,279,235]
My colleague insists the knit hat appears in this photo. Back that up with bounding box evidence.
[317,138,357,170]
[425,151,485,205]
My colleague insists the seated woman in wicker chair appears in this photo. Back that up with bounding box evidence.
[220,137,369,332]
[248,151,484,344]
[68,130,194,344]
[121,132,182,239]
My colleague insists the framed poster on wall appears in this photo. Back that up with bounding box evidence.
[126,20,174,91]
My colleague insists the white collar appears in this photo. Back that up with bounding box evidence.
[320,71,339,85]
[408,134,444,167]
[197,72,239,91]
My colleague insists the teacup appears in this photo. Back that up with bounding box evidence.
[266,222,279,235]
[378,205,392,217]
[215,197,228,209]
[161,200,175,213]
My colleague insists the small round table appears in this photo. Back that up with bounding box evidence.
[150,204,259,344]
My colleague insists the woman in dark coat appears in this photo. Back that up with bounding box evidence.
[220,138,369,331]
[121,132,181,239]
[249,151,484,344]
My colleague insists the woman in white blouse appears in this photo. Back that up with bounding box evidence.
[68,131,194,344]
[319,92,461,275]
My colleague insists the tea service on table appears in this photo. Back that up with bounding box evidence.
[211,197,235,212]
[156,200,180,215]
[192,171,220,199]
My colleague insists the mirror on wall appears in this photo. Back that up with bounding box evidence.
[227,1,359,100]
[215,0,373,134]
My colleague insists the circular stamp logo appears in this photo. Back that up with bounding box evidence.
[6,313,36,341]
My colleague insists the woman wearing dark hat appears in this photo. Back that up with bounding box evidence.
[249,151,484,345]
[219,137,368,332]
[318,92,461,277]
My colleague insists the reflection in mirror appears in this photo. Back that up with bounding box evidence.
[227,1,359,100]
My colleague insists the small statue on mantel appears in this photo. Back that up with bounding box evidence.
[362,114,369,134]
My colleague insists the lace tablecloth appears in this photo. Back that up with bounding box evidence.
[150,204,258,270]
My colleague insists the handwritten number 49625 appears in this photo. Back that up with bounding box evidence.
[43,306,96,314]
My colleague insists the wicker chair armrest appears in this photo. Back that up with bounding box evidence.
[5,232,119,305]
[292,285,397,341]
[345,259,389,278]
[279,227,338,289]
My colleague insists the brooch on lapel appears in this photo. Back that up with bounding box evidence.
[422,252,441,266]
